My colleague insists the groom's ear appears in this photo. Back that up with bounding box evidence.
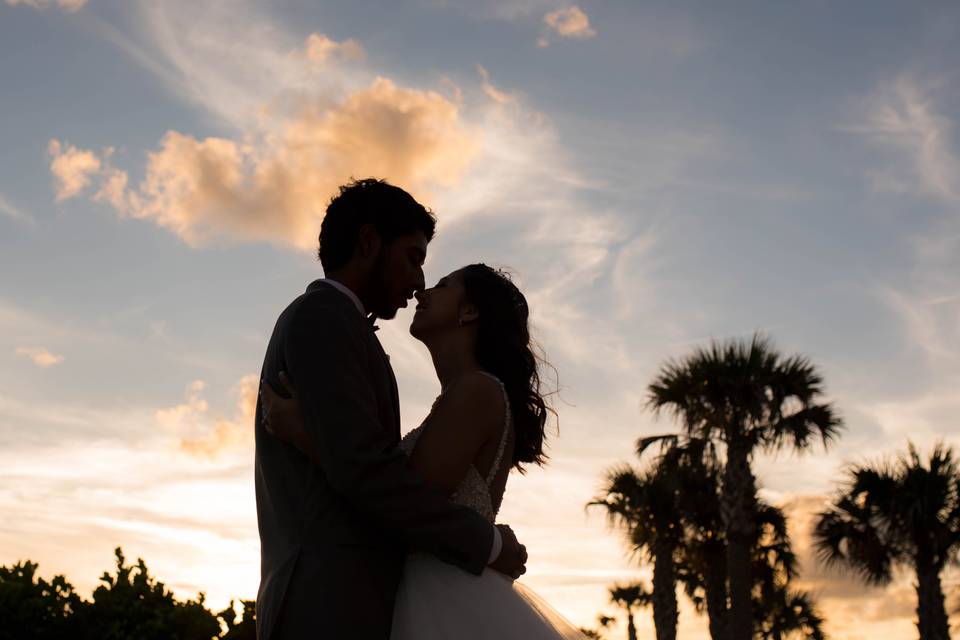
[356,224,382,260]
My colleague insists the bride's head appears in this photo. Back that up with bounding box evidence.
[410,264,551,471]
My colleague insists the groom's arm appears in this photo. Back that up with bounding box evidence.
[283,296,493,575]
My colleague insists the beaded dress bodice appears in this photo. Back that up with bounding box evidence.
[399,372,511,523]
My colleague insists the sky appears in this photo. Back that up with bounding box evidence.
[1,0,959,638]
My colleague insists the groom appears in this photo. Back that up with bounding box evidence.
[254,178,528,640]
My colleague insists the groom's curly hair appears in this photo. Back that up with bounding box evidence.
[318,178,436,272]
[460,264,556,472]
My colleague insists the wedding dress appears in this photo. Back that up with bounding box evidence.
[392,372,586,639]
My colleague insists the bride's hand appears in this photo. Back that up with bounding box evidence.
[260,371,311,452]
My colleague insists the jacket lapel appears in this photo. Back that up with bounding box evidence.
[370,333,402,442]
[309,279,402,441]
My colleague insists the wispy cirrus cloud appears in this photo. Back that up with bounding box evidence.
[14,346,64,368]
[4,0,87,11]
[853,75,960,201]
[0,191,32,223]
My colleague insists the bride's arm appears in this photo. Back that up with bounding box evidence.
[406,372,505,496]
[259,371,324,466]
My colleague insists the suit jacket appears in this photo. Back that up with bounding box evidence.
[255,280,494,640]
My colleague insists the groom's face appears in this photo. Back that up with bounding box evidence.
[368,231,428,320]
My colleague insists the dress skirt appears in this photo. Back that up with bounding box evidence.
[392,554,586,639]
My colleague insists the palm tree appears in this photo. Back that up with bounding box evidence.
[591,465,681,640]
[647,334,842,640]
[609,582,653,640]
[754,589,826,640]
[580,614,616,640]
[642,436,728,640]
[814,442,960,640]
[751,505,825,640]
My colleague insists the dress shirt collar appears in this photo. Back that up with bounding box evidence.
[319,278,366,316]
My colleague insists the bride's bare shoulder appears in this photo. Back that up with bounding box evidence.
[430,372,505,433]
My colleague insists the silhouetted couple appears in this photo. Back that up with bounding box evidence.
[255,179,584,639]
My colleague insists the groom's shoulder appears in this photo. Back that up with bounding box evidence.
[280,280,364,331]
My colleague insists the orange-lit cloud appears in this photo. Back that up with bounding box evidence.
[303,32,365,64]
[157,375,258,458]
[56,77,481,250]
[5,0,87,11]
[539,6,596,47]
[48,139,102,201]
[14,346,64,368]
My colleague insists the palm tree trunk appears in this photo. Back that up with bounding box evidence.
[652,541,678,640]
[702,542,729,640]
[721,439,757,640]
[626,610,637,640]
[915,563,950,640]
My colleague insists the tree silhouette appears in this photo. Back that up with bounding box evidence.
[591,464,680,640]
[218,599,257,640]
[70,547,221,640]
[639,433,825,640]
[754,588,825,640]
[815,443,960,640]
[642,435,728,640]
[0,560,81,640]
[0,549,232,640]
[608,582,653,640]
[647,334,842,640]
[579,614,615,640]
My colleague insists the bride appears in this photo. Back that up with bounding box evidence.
[262,263,586,639]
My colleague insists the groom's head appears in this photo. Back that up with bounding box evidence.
[318,178,436,320]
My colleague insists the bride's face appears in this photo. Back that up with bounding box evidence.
[409,270,471,340]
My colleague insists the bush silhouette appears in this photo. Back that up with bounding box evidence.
[0,548,255,640]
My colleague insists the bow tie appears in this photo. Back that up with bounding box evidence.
[368,314,379,332]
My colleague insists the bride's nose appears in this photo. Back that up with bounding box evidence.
[414,290,427,303]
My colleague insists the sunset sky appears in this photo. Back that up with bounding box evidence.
[2,1,960,638]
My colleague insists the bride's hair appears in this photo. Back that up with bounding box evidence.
[460,264,554,471]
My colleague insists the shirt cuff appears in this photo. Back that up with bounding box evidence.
[487,525,503,564]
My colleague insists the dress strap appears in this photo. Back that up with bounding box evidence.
[476,371,511,486]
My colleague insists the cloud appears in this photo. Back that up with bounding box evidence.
[4,0,87,11]
[77,77,481,250]
[854,75,960,201]
[880,285,959,363]
[14,346,65,368]
[48,139,103,201]
[92,167,130,212]
[157,375,258,457]
[539,6,596,47]
[303,32,365,64]
[477,65,515,106]
[0,192,32,223]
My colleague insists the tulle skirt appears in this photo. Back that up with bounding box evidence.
[391,554,586,639]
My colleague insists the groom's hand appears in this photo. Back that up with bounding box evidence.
[489,524,527,581]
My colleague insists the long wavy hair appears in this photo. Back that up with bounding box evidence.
[460,264,554,471]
